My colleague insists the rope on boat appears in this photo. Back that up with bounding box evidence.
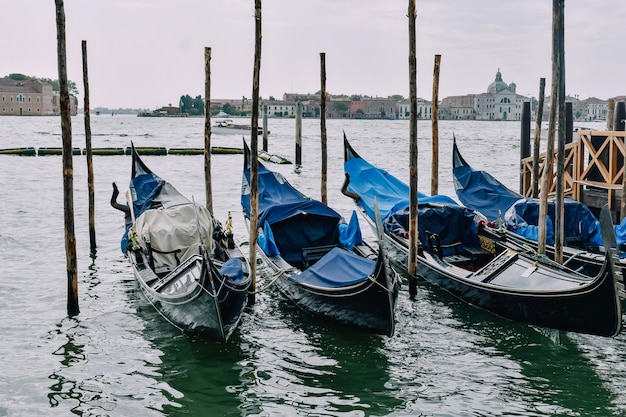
[141,293,185,333]
[247,267,289,294]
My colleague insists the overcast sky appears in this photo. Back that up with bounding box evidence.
[2,1,624,109]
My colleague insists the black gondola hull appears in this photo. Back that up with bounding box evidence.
[262,249,400,336]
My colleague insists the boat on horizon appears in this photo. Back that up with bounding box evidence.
[213,119,269,136]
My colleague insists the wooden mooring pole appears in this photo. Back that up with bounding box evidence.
[248,0,262,306]
[520,102,531,194]
[295,102,302,166]
[554,0,566,264]
[407,0,418,299]
[262,104,268,152]
[614,101,626,131]
[431,54,441,196]
[56,0,79,315]
[82,40,96,254]
[607,99,616,130]
[538,0,562,256]
[320,52,328,205]
[532,78,546,198]
[204,47,213,214]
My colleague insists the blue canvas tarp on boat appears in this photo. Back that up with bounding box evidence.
[453,148,606,248]
[243,159,363,265]
[345,156,460,216]
[291,247,375,288]
[453,164,523,222]
[344,155,478,254]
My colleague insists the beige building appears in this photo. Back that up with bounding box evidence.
[0,77,77,116]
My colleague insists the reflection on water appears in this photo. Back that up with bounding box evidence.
[2,116,626,416]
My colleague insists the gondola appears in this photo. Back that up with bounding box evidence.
[452,136,608,252]
[342,135,622,337]
[452,137,626,281]
[119,144,251,341]
[241,141,400,336]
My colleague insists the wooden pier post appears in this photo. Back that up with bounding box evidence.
[520,101,531,194]
[248,0,262,305]
[565,102,573,144]
[607,99,616,130]
[407,0,418,299]
[262,104,268,152]
[82,40,96,254]
[554,0,566,264]
[532,78,546,198]
[431,54,441,196]
[204,47,213,214]
[614,101,626,131]
[320,52,328,205]
[538,0,562,256]
[56,0,79,315]
[295,102,302,166]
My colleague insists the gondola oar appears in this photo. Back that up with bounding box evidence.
[599,204,625,301]
[374,196,396,334]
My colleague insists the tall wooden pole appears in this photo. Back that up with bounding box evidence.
[295,102,302,166]
[204,47,213,214]
[248,0,262,305]
[430,54,441,196]
[520,102,531,194]
[607,99,615,130]
[56,0,79,315]
[614,101,626,131]
[407,0,418,299]
[82,40,96,254]
[565,102,573,144]
[262,104,268,152]
[532,78,546,198]
[554,0,565,264]
[538,0,562,256]
[320,52,328,205]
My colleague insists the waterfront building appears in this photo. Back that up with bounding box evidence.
[396,98,432,120]
[0,77,77,116]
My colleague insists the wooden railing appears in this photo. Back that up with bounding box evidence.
[521,130,626,210]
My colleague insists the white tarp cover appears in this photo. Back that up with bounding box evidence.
[135,203,215,270]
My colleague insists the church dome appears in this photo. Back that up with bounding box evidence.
[487,69,509,94]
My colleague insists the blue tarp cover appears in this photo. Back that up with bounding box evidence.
[344,156,467,249]
[453,158,607,248]
[131,173,165,219]
[243,161,362,263]
[290,247,375,288]
[453,164,523,222]
[219,258,245,282]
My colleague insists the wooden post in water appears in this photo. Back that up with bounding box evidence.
[532,78,546,198]
[320,52,328,205]
[248,0,262,305]
[538,0,561,256]
[56,0,79,315]
[407,0,418,298]
[262,104,268,152]
[295,102,302,166]
[565,102,573,144]
[204,47,213,214]
[554,0,566,264]
[520,102,531,194]
[431,54,441,196]
[82,40,96,253]
[607,99,616,130]
[614,101,626,131]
